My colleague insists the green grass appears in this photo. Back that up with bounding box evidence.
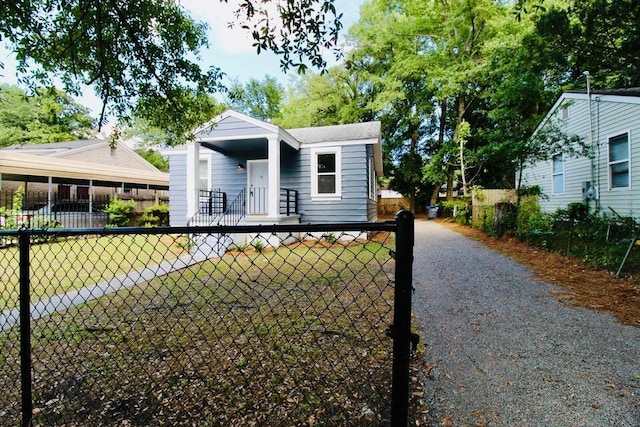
[0,233,412,426]
[0,234,185,309]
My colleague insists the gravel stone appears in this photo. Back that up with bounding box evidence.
[412,219,640,426]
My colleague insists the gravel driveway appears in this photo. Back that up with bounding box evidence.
[412,219,640,426]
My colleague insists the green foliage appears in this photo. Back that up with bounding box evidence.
[0,1,342,135]
[140,204,169,227]
[439,200,470,225]
[515,201,640,272]
[227,76,284,122]
[103,199,136,227]
[250,239,264,253]
[135,149,169,172]
[0,85,95,147]
[0,187,25,230]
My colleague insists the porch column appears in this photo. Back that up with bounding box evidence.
[186,139,200,219]
[267,135,280,218]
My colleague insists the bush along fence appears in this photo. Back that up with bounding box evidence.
[0,211,416,426]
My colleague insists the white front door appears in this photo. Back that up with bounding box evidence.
[248,160,268,214]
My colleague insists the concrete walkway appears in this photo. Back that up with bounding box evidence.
[412,219,639,426]
[0,252,208,332]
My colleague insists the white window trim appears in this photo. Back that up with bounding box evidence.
[607,131,631,190]
[551,153,565,195]
[310,146,342,200]
[198,155,212,191]
[368,154,376,201]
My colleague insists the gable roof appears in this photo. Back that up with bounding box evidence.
[0,151,169,189]
[1,139,104,155]
[533,88,640,136]
[2,139,161,172]
[287,121,381,144]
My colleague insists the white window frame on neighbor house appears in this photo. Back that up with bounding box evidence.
[608,132,631,190]
[310,146,342,200]
[552,153,565,194]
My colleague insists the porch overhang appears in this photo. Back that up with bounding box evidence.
[197,130,300,156]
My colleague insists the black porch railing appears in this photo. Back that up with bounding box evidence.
[217,188,246,227]
[280,188,298,216]
[198,189,226,216]
[0,212,417,426]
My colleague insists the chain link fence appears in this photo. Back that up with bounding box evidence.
[0,214,416,426]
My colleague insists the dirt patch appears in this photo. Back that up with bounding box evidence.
[437,220,640,328]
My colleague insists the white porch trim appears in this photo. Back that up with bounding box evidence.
[186,140,200,219]
[267,135,281,218]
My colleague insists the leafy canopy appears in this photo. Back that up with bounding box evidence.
[0,84,95,147]
[0,0,343,142]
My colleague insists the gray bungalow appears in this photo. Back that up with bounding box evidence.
[165,110,383,240]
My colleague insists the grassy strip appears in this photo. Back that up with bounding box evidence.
[0,234,184,309]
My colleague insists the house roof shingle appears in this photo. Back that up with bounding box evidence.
[287,121,381,144]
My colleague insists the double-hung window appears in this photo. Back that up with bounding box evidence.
[552,153,564,194]
[311,147,341,200]
[609,133,630,189]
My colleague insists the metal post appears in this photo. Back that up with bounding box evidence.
[19,230,33,427]
[391,210,415,426]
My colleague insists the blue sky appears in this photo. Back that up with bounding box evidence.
[0,0,366,122]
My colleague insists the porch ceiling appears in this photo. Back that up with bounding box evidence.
[200,138,267,156]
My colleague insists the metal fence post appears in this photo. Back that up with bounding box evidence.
[19,229,33,427]
[391,210,415,426]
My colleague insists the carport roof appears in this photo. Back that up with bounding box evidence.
[0,151,169,189]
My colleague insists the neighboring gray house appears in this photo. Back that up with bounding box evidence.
[165,110,383,238]
[522,88,640,217]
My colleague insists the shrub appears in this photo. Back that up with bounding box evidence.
[439,199,470,224]
[140,204,169,227]
[104,198,136,227]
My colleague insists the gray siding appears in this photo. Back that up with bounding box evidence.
[197,116,269,139]
[523,95,640,216]
[211,151,249,200]
[297,144,370,223]
[168,155,188,226]
[169,143,376,224]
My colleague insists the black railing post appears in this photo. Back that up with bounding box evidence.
[286,190,291,216]
[391,210,414,426]
[18,229,33,427]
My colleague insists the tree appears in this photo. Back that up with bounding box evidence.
[346,0,439,212]
[529,0,640,88]
[0,84,95,146]
[227,76,284,122]
[0,0,343,141]
[276,66,376,129]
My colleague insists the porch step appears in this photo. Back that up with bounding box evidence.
[190,233,233,257]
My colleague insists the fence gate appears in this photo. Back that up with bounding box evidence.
[0,211,415,426]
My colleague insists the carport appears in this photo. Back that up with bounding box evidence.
[0,150,169,214]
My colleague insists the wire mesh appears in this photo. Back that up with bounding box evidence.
[0,225,397,426]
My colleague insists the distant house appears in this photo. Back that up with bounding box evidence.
[0,140,169,215]
[164,110,383,234]
[522,88,640,217]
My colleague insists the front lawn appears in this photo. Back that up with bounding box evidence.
[0,232,428,426]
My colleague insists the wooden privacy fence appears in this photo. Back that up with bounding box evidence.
[471,189,517,229]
